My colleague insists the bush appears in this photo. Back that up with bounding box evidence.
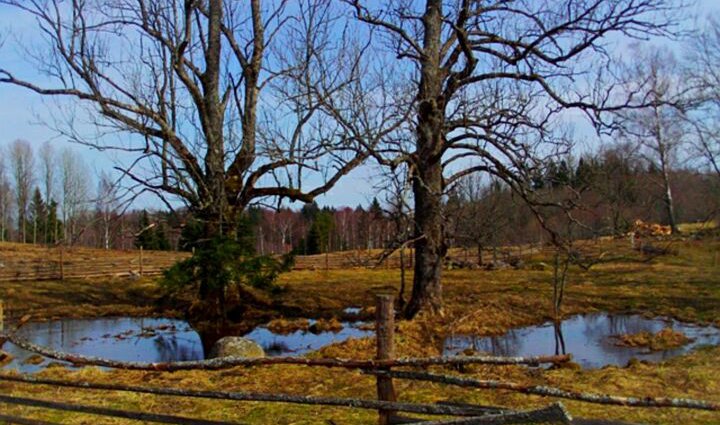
[162,234,293,321]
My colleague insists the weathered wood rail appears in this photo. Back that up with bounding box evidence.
[0,293,717,425]
[0,243,188,282]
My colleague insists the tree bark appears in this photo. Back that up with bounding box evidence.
[404,0,446,319]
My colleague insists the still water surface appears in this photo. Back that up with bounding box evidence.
[444,313,720,369]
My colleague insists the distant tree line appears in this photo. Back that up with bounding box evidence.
[0,139,179,250]
[3,138,717,255]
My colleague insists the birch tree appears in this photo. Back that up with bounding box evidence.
[60,147,89,244]
[10,139,34,243]
[0,149,12,241]
[96,171,119,250]
[615,47,690,233]
[39,141,57,243]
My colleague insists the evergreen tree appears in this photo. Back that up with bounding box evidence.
[306,209,334,254]
[573,157,593,189]
[134,209,170,250]
[46,200,61,244]
[29,187,47,244]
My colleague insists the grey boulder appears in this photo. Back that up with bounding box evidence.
[209,337,265,359]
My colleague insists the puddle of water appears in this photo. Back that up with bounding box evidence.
[2,317,203,373]
[343,307,362,315]
[444,313,720,369]
[243,320,374,356]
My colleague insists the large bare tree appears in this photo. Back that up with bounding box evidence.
[0,0,395,241]
[346,0,683,318]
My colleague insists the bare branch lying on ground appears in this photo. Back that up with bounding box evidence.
[406,402,572,425]
[370,370,720,412]
[0,332,569,371]
[0,373,534,418]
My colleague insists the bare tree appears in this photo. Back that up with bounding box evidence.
[39,141,57,242]
[377,166,414,308]
[10,139,34,243]
[0,148,12,242]
[454,175,513,266]
[96,171,120,250]
[686,17,720,182]
[60,147,89,245]
[346,0,684,318]
[0,0,392,234]
[614,47,690,233]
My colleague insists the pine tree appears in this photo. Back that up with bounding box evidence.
[29,187,47,244]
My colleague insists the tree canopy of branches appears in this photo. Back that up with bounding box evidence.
[345,0,683,318]
[0,0,400,312]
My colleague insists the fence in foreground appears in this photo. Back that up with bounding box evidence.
[0,294,718,425]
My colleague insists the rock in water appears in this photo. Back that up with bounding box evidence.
[209,337,265,359]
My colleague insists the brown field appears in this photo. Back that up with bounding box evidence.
[0,236,719,424]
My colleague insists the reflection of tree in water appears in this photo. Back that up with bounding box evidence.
[153,334,202,362]
[605,314,665,336]
[263,341,291,356]
[464,330,521,357]
[553,321,566,355]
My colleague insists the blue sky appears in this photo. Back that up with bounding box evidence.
[1,1,718,210]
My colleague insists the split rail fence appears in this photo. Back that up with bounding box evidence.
[0,245,188,282]
[0,294,718,425]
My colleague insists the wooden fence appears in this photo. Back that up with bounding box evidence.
[0,244,188,282]
[0,294,718,425]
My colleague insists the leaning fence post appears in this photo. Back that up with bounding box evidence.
[375,292,396,425]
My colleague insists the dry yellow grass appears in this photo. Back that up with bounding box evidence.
[0,237,718,423]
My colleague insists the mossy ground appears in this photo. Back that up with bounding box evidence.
[0,237,719,424]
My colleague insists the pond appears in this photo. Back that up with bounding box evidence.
[1,317,204,373]
[0,316,374,372]
[444,313,720,369]
[242,319,373,356]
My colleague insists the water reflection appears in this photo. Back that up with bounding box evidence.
[444,313,720,369]
[1,318,204,373]
[243,319,373,356]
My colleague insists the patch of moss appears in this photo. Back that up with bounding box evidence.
[22,354,45,365]
[614,327,693,351]
[266,318,310,334]
[309,317,343,333]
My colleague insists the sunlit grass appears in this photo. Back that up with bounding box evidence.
[0,236,719,423]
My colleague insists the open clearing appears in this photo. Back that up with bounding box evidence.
[0,237,719,424]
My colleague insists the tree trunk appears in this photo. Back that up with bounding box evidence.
[660,161,678,234]
[404,0,446,320]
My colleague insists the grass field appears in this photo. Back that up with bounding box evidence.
[0,236,719,424]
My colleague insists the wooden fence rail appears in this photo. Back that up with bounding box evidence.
[0,293,718,425]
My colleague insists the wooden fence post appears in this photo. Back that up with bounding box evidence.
[59,246,64,281]
[375,292,396,425]
[0,299,4,332]
[139,246,144,277]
